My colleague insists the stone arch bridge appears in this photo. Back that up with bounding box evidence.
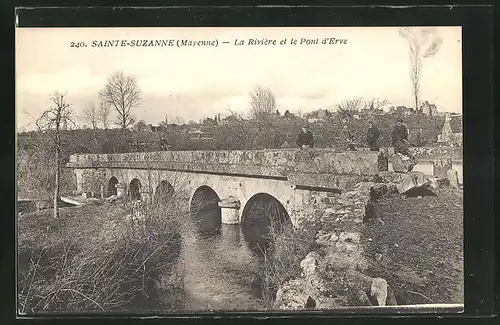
[67,149,388,227]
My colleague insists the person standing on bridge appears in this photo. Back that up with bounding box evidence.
[366,121,381,151]
[392,118,410,155]
[296,124,314,149]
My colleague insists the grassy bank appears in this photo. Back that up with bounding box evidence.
[258,218,322,307]
[362,187,464,305]
[18,200,186,314]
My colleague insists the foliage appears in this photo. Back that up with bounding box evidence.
[18,199,186,313]
[258,213,321,307]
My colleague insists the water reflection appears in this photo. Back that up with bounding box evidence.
[190,186,222,238]
[241,193,292,258]
[181,222,265,310]
[181,191,291,310]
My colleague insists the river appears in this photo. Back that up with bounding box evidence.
[178,223,267,311]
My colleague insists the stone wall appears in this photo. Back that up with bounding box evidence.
[68,150,387,196]
[274,180,399,310]
[80,168,107,196]
[380,146,462,161]
[68,149,385,176]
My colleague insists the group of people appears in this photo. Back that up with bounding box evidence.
[296,118,410,155]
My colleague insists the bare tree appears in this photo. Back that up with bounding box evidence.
[99,71,142,133]
[363,98,391,120]
[82,101,98,143]
[36,91,75,218]
[336,97,366,150]
[98,100,112,132]
[399,27,443,112]
[174,116,185,125]
[249,85,277,121]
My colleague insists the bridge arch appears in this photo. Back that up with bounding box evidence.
[190,185,221,236]
[241,193,292,256]
[129,178,142,201]
[153,180,175,205]
[107,176,119,197]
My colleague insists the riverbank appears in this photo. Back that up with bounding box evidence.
[18,200,185,314]
[362,187,463,305]
[272,177,463,310]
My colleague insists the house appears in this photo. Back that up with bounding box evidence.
[188,127,213,141]
[147,124,166,133]
[219,115,242,125]
[305,109,331,123]
[437,113,462,146]
[420,101,438,116]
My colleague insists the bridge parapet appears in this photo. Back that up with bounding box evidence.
[68,149,387,178]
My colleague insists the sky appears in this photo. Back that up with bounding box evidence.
[16,26,462,131]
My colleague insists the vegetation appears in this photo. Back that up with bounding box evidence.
[18,197,186,313]
[258,208,322,307]
[362,187,463,305]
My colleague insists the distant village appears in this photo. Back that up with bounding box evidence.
[136,100,462,148]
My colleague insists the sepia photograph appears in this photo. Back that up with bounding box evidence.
[16,26,463,315]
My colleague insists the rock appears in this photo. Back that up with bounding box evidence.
[339,232,361,244]
[371,278,388,306]
[392,153,417,173]
[356,289,372,306]
[274,282,309,310]
[393,172,431,194]
[306,296,316,308]
[386,285,398,306]
[330,233,339,242]
[300,252,319,276]
[344,271,391,306]
[447,169,460,189]
[315,232,339,246]
[345,270,373,293]
[433,158,453,179]
[324,208,336,215]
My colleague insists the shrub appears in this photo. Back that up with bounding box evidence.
[258,217,321,306]
[18,198,186,314]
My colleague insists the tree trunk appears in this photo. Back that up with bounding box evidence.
[53,124,61,218]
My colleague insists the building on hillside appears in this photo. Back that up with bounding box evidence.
[305,109,330,123]
[147,124,166,133]
[420,101,438,116]
[188,127,213,141]
[437,113,462,147]
[219,115,242,125]
[388,105,415,117]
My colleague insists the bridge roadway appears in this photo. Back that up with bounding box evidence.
[67,149,387,226]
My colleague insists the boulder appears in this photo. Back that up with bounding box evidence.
[393,172,431,194]
[392,153,417,173]
[315,232,339,246]
[344,270,392,306]
[447,169,460,189]
[356,289,372,305]
[300,252,320,277]
[433,158,453,178]
[338,231,361,244]
[371,278,388,306]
